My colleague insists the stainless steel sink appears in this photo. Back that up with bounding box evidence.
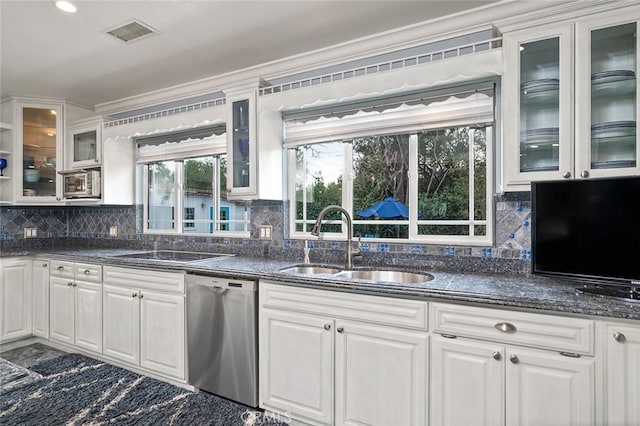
[279,265,343,275]
[335,269,434,284]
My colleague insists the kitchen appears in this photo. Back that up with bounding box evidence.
[1,1,639,425]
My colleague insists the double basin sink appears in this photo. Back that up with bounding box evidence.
[279,265,434,284]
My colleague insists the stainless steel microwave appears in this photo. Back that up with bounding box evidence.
[61,169,101,198]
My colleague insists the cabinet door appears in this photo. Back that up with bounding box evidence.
[15,101,64,203]
[67,119,101,169]
[102,284,139,365]
[32,259,49,338]
[139,290,185,379]
[503,24,573,188]
[575,13,640,178]
[226,91,257,198]
[50,275,75,344]
[335,319,427,426]
[74,280,102,354]
[506,348,594,426]
[604,323,640,425]
[430,335,505,426]
[0,259,32,342]
[260,309,334,425]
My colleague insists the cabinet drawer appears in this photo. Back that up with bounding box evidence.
[103,266,184,294]
[74,262,102,283]
[50,260,75,279]
[260,281,428,330]
[431,302,594,355]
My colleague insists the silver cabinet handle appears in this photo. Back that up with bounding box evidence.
[613,332,626,343]
[42,263,48,268]
[492,351,502,361]
[139,293,144,299]
[580,170,590,178]
[337,326,344,334]
[132,293,137,298]
[562,171,571,179]
[72,283,77,287]
[509,354,519,364]
[84,269,90,275]
[324,323,331,331]
[67,282,73,287]
[495,322,517,333]
[58,266,64,271]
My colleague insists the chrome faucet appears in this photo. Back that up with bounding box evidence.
[310,205,361,270]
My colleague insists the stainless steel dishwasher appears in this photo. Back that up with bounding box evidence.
[186,273,257,407]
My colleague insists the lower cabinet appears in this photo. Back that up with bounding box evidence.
[259,281,428,426]
[49,275,102,353]
[102,279,185,380]
[603,322,640,425]
[0,258,32,343]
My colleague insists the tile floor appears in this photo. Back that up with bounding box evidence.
[1,343,67,369]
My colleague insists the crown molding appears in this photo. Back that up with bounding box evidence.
[95,0,608,116]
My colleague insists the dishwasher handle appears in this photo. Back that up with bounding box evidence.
[186,274,256,292]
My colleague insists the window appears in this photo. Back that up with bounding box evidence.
[138,126,250,236]
[286,82,495,245]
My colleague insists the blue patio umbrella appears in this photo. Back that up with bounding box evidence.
[357,197,409,219]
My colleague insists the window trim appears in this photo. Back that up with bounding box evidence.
[288,126,494,246]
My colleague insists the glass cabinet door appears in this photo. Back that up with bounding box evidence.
[589,23,636,170]
[576,14,640,178]
[21,104,63,199]
[73,130,97,163]
[232,98,250,188]
[519,38,561,173]
[502,24,573,188]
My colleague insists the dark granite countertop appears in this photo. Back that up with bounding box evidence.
[15,248,640,321]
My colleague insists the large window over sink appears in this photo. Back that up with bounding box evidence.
[137,126,250,236]
[285,81,495,245]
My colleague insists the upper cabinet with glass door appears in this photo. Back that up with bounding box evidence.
[16,101,64,202]
[225,90,257,199]
[503,24,573,187]
[575,12,640,179]
[66,117,102,169]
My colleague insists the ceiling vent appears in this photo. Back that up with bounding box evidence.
[105,20,157,43]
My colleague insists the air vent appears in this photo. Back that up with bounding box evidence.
[105,20,157,43]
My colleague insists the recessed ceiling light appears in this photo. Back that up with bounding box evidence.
[55,1,77,13]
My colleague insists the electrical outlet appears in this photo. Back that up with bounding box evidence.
[109,226,118,237]
[259,225,272,240]
[24,227,37,238]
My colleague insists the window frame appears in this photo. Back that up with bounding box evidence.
[288,125,494,246]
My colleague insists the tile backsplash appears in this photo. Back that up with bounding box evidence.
[0,193,532,274]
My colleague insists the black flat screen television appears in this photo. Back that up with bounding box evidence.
[531,176,640,286]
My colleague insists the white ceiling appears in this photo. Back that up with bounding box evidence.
[1,0,510,109]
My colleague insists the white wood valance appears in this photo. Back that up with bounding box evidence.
[283,82,495,146]
[136,125,226,163]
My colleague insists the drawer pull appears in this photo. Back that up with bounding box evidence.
[324,323,331,331]
[441,334,457,339]
[337,326,344,334]
[139,293,144,299]
[84,269,91,275]
[132,293,137,298]
[495,322,517,333]
[72,283,77,287]
[42,263,48,268]
[492,351,502,361]
[613,332,626,343]
[560,351,581,358]
[509,354,519,364]
[67,282,73,287]
[58,266,65,271]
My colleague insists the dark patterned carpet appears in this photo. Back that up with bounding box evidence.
[0,354,282,425]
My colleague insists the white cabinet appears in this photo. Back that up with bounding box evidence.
[502,7,640,189]
[260,309,334,424]
[49,261,102,354]
[603,322,640,425]
[32,259,49,338]
[102,266,185,380]
[430,302,596,426]
[259,281,428,426]
[0,258,32,342]
[66,117,102,169]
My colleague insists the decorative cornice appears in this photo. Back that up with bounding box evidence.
[94,0,615,116]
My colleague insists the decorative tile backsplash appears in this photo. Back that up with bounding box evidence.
[0,193,532,274]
